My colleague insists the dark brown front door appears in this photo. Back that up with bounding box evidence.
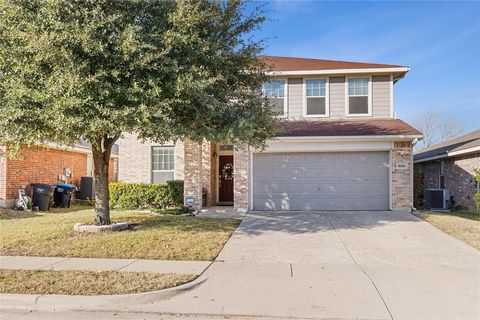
[219,155,234,203]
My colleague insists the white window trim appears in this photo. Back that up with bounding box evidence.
[151,146,175,173]
[263,78,288,117]
[345,76,372,117]
[390,74,394,118]
[302,77,329,118]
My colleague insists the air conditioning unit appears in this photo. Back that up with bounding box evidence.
[424,189,450,210]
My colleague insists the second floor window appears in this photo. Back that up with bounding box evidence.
[152,146,174,183]
[347,77,370,115]
[263,80,286,115]
[305,79,327,116]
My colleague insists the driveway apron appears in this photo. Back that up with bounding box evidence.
[137,211,478,319]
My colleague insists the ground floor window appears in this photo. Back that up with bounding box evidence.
[152,146,174,183]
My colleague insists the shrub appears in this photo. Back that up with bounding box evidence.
[166,180,184,207]
[109,181,184,211]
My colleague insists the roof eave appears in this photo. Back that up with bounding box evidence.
[266,67,410,76]
[414,145,480,163]
[275,134,422,141]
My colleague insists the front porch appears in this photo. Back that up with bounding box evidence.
[183,141,250,212]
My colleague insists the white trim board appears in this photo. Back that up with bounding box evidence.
[266,67,410,76]
[255,140,394,153]
[274,135,421,142]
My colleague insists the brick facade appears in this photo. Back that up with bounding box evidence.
[392,141,414,210]
[118,133,184,183]
[417,152,479,210]
[233,147,250,212]
[183,140,203,209]
[0,146,88,207]
[0,146,7,203]
[201,141,215,207]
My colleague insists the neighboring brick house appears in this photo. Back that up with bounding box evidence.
[414,130,480,210]
[118,56,422,212]
[0,142,119,208]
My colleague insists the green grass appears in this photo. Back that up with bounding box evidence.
[444,210,480,221]
[0,269,196,295]
[0,209,239,260]
[414,211,480,250]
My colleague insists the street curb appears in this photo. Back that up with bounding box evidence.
[0,263,214,313]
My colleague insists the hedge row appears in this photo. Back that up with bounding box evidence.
[109,180,184,210]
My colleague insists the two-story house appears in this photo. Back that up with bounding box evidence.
[119,56,422,212]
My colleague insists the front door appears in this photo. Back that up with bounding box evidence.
[219,155,234,203]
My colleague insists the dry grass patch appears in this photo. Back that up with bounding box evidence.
[0,209,239,260]
[0,269,196,295]
[414,211,480,250]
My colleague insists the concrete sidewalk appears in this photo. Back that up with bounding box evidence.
[0,256,210,275]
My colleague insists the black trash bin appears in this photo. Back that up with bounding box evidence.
[53,184,78,208]
[31,184,56,211]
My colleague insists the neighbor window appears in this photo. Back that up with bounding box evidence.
[263,80,286,115]
[305,79,327,116]
[347,78,370,115]
[439,160,445,189]
[152,146,174,183]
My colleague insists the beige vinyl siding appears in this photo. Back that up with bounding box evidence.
[372,75,391,118]
[329,77,346,118]
[287,78,303,118]
[274,74,393,120]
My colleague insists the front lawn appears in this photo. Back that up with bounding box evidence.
[414,211,480,250]
[0,209,239,260]
[0,269,196,295]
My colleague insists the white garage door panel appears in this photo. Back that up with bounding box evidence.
[253,152,389,211]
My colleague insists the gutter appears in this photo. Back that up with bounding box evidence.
[266,67,410,76]
[274,134,423,142]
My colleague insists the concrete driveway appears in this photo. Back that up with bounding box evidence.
[149,210,479,319]
[7,211,479,320]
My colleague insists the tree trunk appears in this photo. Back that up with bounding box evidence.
[91,135,119,225]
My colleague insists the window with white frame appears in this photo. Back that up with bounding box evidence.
[152,146,174,183]
[263,80,286,115]
[347,78,370,115]
[305,79,327,116]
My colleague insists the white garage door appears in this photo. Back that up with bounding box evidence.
[252,152,389,211]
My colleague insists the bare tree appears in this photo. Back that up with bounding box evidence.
[413,110,464,150]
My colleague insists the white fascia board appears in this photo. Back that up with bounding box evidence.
[255,139,394,153]
[274,135,422,142]
[448,146,480,157]
[266,67,410,76]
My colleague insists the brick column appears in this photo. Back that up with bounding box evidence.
[0,146,7,207]
[392,141,414,211]
[174,140,185,180]
[201,141,213,207]
[184,140,203,210]
[234,146,250,212]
